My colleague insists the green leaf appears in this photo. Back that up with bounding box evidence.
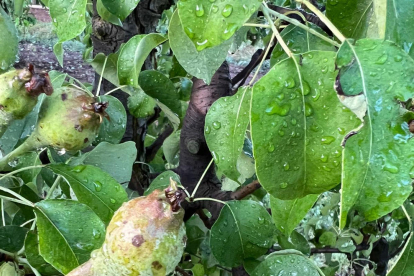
[69,142,137,184]
[0,7,18,72]
[163,130,181,165]
[35,200,105,274]
[127,88,156,118]
[338,39,414,228]
[101,0,139,21]
[385,0,414,58]
[53,42,63,67]
[388,232,414,276]
[277,231,311,255]
[95,95,127,144]
[210,200,274,267]
[48,70,67,89]
[270,24,336,66]
[319,231,337,247]
[205,87,251,181]
[185,215,208,255]
[251,250,321,276]
[144,170,181,196]
[139,70,182,116]
[97,0,122,26]
[48,164,128,224]
[49,0,87,42]
[270,194,319,236]
[0,226,28,252]
[169,10,232,84]
[89,52,120,86]
[326,0,387,39]
[118,34,167,87]
[177,0,261,50]
[251,51,359,199]
[25,231,61,276]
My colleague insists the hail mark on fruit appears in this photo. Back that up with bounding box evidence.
[84,138,89,143]
[0,105,4,110]
[151,261,163,270]
[61,93,67,101]
[131,234,145,247]
[74,124,83,132]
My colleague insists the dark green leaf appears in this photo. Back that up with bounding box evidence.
[35,200,105,274]
[319,231,337,247]
[48,164,128,224]
[205,87,251,181]
[251,250,321,276]
[388,232,414,276]
[49,0,87,42]
[95,95,127,144]
[97,0,122,26]
[169,11,232,84]
[277,231,310,255]
[163,130,181,165]
[101,0,139,21]
[69,142,137,184]
[144,170,181,196]
[0,226,28,252]
[270,194,319,236]
[118,34,167,87]
[210,200,274,267]
[177,0,261,49]
[185,215,208,255]
[25,231,61,276]
[252,51,359,199]
[139,70,182,116]
[338,39,414,228]
[127,88,156,118]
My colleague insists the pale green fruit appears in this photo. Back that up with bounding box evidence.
[67,189,187,276]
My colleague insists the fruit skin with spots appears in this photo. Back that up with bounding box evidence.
[66,187,187,276]
[0,64,53,138]
[0,86,107,170]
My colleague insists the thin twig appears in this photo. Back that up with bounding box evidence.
[231,181,261,200]
[191,159,214,198]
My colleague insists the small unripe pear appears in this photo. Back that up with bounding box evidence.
[67,182,187,276]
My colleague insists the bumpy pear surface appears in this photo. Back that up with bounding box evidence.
[67,188,187,276]
[0,64,53,137]
[0,86,106,171]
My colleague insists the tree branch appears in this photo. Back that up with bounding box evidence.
[145,124,173,162]
[311,244,369,254]
[231,181,261,200]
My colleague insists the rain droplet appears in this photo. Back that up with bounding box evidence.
[195,4,205,17]
[383,163,399,174]
[280,182,288,189]
[267,143,275,153]
[110,198,116,204]
[266,103,291,116]
[71,165,86,173]
[222,4,233,17]
[283,162,290,171]
[302,81,310,95]
[212,121,221,129]
[285,77,295,88]
[211,5,219,13]
[394,55,403,62]
[93,181,103,192]
[375,54,388,65]
[304,103,313,117]
[321,136,335,145]
[205,126,211,134]
[320,154,328,163]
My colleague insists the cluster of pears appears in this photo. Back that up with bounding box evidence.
[0,65,109,170]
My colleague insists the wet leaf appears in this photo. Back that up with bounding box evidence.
[118,34,167,87]
[177,0,261,50]
[35,200,105,274]
[97,0,122,26]
[0,226,28,252]
[144,170,181,196]
[205,87,251,181]
[251,250,321,276]
[338,39,414,228]
[95,95,127,144]
[270,194,319,236]
[48,164,128,224]
[89,51,120,86]
[25,231,60,276]
[210,200,274,267]
[101,0,139,21]
[0,7,18,72]
[388,232,414,276]
[251,51,359,199]
[49,0,87,42]
[127,88,156,118]
[169,11,232,84]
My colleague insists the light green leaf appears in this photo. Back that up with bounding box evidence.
[97,0,122,26]
[69,142,137,184]
[35,200,105,274]
[210,200,274,267]
[270,194,319,236]
[101,0,139,21]
[251,51,359,199]
[270,24,335,66]
[388,232,414,276]
[118,34,167,87]
[95,95,127,144]
[169,10,232,84]
[48,70,67,89]
[48,164,128,224]
[53,42,63,67]
[25,231,60,276]
[251,250,321,276]
[177,0,261,50]
[338,39,414,228]
[139,70,182,116]
[128,88,156,118]
[49,0,87,42]
[89,51,120,86]
[144,170,181,196]
[0,7,18,72]
[205,87,251,181]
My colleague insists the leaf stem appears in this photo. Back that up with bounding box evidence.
[45,175,62,200]
[1,199,4,226]
[0,248,15,258]
[296,0,346,42]
[190,158,214,198]
[243,23,271,28]
[192,197,226,205]
[20,218,35,228]
[0,195,33,207]
[262,4,292,58]
[265,8,341,47]
[249,33,276,86]
[96,56,108,97]
[104,85,129,96]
